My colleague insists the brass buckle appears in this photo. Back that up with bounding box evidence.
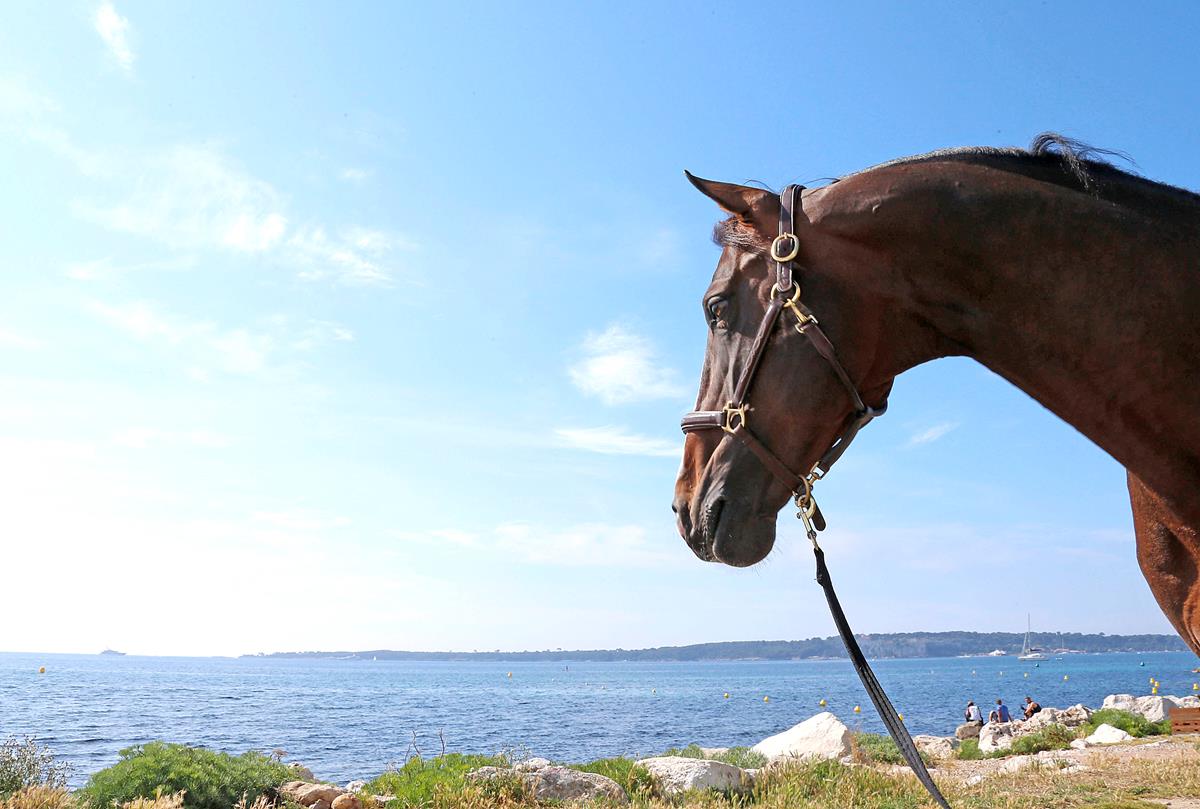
[770,233,800,263]
[721,404,747,434]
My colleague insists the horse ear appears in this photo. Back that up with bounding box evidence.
[684,171,774,224]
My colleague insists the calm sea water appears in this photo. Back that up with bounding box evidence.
[2,651,1197,787]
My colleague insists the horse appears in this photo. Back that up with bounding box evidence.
[672,135,1200,654]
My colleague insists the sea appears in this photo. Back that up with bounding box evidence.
[2,650,1197,787]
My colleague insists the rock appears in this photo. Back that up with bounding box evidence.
[469,765,628,804]
[513,757,552,772]
[1021,704,1092,735]
[310,801,331,809]
[964,774,985,787]
[635,757,751,795]
[344,781,366,793]
[912,736,956,761]
[289,764,317,782]
[698,747,729,758]
[997,755,1036,774]
[330,796,360,809]
[281,783,343,808]
[955,722,982,740]
[751,712,852,762]
[1102,693,1182,722]
[1069,739,1090,750]
[1102,694,1138,713]
[978,722,1017,754]
[1085,723,1133,745]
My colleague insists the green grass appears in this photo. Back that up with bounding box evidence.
[365,754,509,809]
[660,745,767,769]
[77,742,292,809]
[1083,709,1171,739]
[1007,724,1075,756]
[570,758,657,800]
[850,733,904,765]
[957,738,983,760]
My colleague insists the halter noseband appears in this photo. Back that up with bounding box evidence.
[680,184,887,539]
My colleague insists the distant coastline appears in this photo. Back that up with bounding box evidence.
[245,631,1192,662]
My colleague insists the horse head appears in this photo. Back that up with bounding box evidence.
[672,173,896,567]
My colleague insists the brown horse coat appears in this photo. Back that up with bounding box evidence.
[674,139,1200,652]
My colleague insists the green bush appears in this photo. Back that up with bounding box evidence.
[365,754,508,808]
[570,758,657,800]
[660,744,767,769]
[78,743,291,809]
[1007,724,1075,755]
[0,737,72,799]
[956,739,983,760]
[851,733,904,765]
[1083,709,1170,739]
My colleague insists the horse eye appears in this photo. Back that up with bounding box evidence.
[706,297,728,323]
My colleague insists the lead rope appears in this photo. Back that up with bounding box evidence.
[801,509,952,808]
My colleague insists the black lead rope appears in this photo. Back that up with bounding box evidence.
[814,546,952,809]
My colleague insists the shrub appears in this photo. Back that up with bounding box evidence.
[850,733,903,765]
[1083,709,1170,739]
[956,739,983,760]
[365,754,509,808]
[1007,724,1074,755]
[78,743,291,809]
[0,738,72,799]
[570,758,657,800]
[660,744,767,769]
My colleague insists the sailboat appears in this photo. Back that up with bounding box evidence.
[1018,614,1048,661]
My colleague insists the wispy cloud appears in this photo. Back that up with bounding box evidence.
[88,300,353,378]
[400,522,677,567]
[907,421,959,447]
[65,255,198,282]
[0,327,44,350]
[554,426,680,458]
[94,2,135,73]
[339,167,372,183]
[568,324,684,405]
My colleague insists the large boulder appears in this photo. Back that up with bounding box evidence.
[955,722,982,740]
[912,736,956,761]
[330,796,360,809]
[1102,694,1187,722]
[1017,704,1092,737]
[468,765,628,804]
[281,783,344,808]
[289,764,317,782]
[635,757,752,795]
[1086,724,1133,745]
[751,712,852,762]
[978,722,1017,754]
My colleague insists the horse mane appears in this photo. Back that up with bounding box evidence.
[858,132,1200,207]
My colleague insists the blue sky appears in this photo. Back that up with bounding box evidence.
[2,2,1198,656]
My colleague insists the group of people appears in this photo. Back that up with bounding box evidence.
[963,695,1041,724]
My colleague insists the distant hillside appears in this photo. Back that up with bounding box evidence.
[246,632,1192,662]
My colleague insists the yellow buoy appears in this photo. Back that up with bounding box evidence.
[38,666,45,674]
[763,696,769,703]
[853,705,861,714]
[819,698,827,707]
[1193,683,1198,691]
[898,713,905,722]
[723,692,730,699]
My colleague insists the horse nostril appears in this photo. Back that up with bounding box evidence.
[671,503,679,514]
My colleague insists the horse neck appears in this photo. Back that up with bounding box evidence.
[818,163,1200,501]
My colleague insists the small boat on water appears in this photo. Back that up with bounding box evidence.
[1018,614,1048,661]
[987,649,1007,656]
[100,649,126,656]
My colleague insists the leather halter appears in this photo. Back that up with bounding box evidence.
[680,184,886,535]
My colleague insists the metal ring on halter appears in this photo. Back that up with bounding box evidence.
[770,233,800,263]
[793,475,814,511]
[770,282,802,304]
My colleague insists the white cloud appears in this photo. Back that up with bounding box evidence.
[88,300,353,378]
[0,327,44,350]
[94,2,135,73]
[65,255,197,281]
[554,426,680,458]
[568,324,684,405]
[907,421,960,447]
[288,225,401,286]
[339,167,372,183]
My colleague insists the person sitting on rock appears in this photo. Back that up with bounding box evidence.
[964,700,982,724]
[1023,695,1042,719]
[995,698,1011,722]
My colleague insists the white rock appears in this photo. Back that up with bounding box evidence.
[1069,739,1090,750]
[1085,724,1133,745]
[513,757,552,772]
[634,757,752,795]
[698,747,729,758]
[978,722,1016,753]
[1102,694,1138,713]
[468,766,628,804]
[751,712,852,762]
[344,781,366,793]
[997,755,1035,774]
[912,735,956,760]
[1101,694,1182,722]
[964,774,985,787]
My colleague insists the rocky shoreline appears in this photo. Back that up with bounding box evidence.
[275,691,1200,805]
